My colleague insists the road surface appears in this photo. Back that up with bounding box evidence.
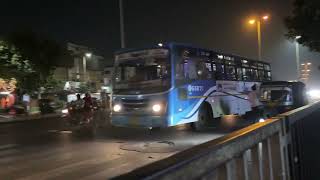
[0,117,232,179]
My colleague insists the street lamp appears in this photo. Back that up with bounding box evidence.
[248,15,269,61]
[83,52,92,82]
[295,36,301,80]
[85,53,92,58]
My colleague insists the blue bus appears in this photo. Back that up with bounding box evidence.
[111,43,271,130]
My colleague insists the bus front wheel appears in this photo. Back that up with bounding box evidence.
[191,103,212,131]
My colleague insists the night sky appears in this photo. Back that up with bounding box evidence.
[1,0,320,87]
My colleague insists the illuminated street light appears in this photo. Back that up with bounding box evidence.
[158,43,163,47]
[307,62,312,65]
[247,14,270,60]
[295,36,302,39]
[85,52,92,58]
[83,52,92,82]
[248,19,256,24]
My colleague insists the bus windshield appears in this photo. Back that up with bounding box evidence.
[113,49,171,94]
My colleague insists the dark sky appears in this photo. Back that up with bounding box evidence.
[1,0,320,87]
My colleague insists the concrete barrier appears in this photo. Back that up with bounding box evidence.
[113,101,320,180]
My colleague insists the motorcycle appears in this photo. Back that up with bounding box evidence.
[61,101,98,136]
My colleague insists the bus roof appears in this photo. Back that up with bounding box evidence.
[114,42,270,64]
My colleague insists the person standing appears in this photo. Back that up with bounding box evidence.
[248,84,262,121]
[22,92,30,114]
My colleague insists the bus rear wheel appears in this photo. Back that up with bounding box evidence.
[191,103,212,131]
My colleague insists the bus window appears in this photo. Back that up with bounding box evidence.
[237,68,243,80]
[176,50,212,82]
[203,59,213,79]
[225,65,236,80]
[267,71,272,80]
[250,62,257,69]
[216,63,224,80]
[252,69,259,80]
[183,58,212,80]
[175,49,190,81]
[258,70,264,81]
[264,64,271,71]
[241,59,249,67]
[257,63,264,70]
[242,68,251,81]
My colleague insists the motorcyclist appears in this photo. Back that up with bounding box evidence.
[83,93,93,109]
[83,93,93,120]
[73,94,84,106]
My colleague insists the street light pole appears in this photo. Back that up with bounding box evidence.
[295,36,301,80]
[257,20,262,61]
[82,56,87,82]
[248,15,269,61]
[83,53,92,82]
[119,0,125,48]
[295,41,300,80]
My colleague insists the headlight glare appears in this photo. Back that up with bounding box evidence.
[62,109,69,114]
[113,104,121,112]
[152,104,161,112]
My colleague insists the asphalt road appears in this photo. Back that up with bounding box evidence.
[0,117,233,180]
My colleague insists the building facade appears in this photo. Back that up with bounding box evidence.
[52,43,109,92]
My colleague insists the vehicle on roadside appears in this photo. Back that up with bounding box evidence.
[111,42,272,130]
[260,81,308,117]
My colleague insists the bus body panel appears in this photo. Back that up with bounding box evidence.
[169,80,216,126]
[111,42,271,128]
[111,93,170,128]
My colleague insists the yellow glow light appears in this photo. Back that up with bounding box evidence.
[248,19,256,25]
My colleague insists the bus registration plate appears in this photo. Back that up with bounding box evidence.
[129,116,140,125]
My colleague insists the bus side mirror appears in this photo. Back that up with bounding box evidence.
[178,87,188,100]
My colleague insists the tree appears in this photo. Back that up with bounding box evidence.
[285,0,320,51]
[0,40,34,90]
[5,30,73,87]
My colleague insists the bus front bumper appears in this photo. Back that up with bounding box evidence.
[111,115,168,128]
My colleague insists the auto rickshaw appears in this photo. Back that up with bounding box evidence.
[259,81,308,117]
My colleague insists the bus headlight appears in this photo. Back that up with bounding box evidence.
[152,104,161,112]
[113,104,122,112]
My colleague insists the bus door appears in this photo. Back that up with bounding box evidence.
[174,48,215,124]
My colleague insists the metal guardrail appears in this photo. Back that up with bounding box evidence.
[113,101,320,180]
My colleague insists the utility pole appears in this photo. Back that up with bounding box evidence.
[295,36,301,80]
[257,20,262,61]
[119,0,125,48]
